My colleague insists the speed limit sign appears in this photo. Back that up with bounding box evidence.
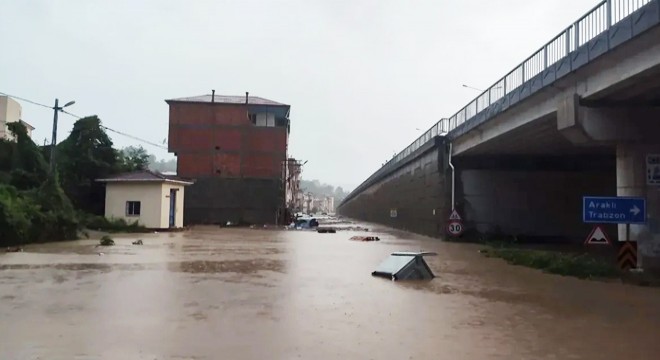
[447,221,464,236]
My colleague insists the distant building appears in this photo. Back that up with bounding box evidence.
[302,192,314,214]
[96,170,193,229]
[285,158,303,212]
[325,196,335,213]
[0,96,34,140]
[166,92,291,225]
[295,190,306,213]
[299,193,335,215]
[312,197,324,213]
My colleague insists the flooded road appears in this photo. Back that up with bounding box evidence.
[1,224,660,359]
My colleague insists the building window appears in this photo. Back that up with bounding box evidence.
[126,201,141,216]
[253,113,276,127]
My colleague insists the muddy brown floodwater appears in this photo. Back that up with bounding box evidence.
[1,224,660,359]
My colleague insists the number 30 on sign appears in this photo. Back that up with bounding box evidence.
[447,221,464,236]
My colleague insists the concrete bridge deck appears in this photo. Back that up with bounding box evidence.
[339,0,660,270]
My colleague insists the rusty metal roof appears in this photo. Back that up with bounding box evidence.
[96,170,194,185]
[166,94,289,106]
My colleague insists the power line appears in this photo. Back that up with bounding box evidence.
[62,108,167,150]
[0,91,53,110]
[1,90,168,151]
[101,126,167,150]
[61,109,81,118]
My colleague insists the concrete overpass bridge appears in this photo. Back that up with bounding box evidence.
[338,0,660,268]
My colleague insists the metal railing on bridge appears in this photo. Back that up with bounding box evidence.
[343,0,654,205]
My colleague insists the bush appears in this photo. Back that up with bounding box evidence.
[30,176,79,242]
[0,179,79,247]
[482,247,620,279]
[80,213,148,233]
[99,235,115,246]
[0,184,37,246]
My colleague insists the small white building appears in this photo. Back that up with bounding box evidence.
[97,170,193,229]
[0,96,34,140]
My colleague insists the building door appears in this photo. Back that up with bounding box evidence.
[169,189,177,228]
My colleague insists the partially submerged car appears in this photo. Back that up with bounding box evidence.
[372,252,437,281]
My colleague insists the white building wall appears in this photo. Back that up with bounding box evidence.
[104,182,164,228]
[0,96,22,140]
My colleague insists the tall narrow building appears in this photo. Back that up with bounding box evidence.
[0,96,34,141]
[166,92,290,225]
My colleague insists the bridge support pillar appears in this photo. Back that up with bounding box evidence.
[557,94,660,145]
[617,143,660,271]
[558,95,660,270]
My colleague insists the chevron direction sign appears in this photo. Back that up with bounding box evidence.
[618,241,637,270]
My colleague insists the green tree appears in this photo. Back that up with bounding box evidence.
[0,184,36,245]
[0,122,79,246]
[0,138,14,175]
[120,146,150,171]
[28,175,78,242]
[4,122,49,190]
[148,155,177,173]
[299,179,349,202]
[56,116,120,214]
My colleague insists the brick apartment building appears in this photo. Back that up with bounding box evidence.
[166,92,290,224]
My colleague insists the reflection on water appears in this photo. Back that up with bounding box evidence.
[1,224,659,359]
[170,259,285,274]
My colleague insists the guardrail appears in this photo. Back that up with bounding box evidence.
[341,0,654,206]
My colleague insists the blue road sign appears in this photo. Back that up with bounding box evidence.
[583,196,646,224]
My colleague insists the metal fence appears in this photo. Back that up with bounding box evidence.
[385,0,650,172]
[345,0,653,203]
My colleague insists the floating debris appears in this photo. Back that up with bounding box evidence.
[350,236,380,241]
[331,226,369,232]
[99,236,115,246]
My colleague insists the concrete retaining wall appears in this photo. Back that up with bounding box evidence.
[339,146,449,238]
[455,154,617,242]
[341,151,617,242]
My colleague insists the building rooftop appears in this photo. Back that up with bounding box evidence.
[96,170,194,185]
[19,120,34,131]
[166,94,289,107]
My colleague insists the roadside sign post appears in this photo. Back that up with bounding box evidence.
[618,241,638,270]
[584,225,611,245]
[447,221,464,236]
[447,209,464,237]
[582,196,646,225]
[582,196,646,270]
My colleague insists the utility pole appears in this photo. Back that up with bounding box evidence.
[49,98,75,174]
[49,98,59,173]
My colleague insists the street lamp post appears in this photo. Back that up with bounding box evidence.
[462,84,484,92]
[49,98,75,173]
[462,84,504,93]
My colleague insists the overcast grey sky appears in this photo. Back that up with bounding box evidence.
[1,0,598,190]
